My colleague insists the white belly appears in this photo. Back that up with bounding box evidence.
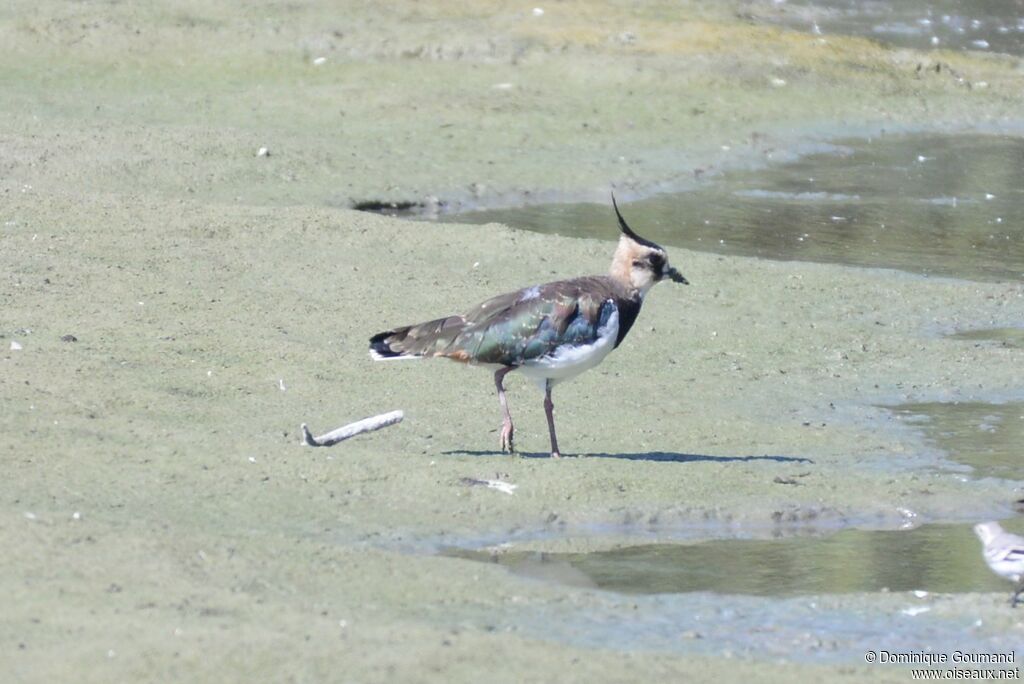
[519,308,619,387]
[988,556,1024,582]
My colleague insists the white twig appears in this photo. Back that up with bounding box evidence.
[459,477,518,495]
[301,410,404,447]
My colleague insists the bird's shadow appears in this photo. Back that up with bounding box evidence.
[441,450,813,464]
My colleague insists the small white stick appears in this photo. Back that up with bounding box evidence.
[301,410,404,447]
[459,477,518,495]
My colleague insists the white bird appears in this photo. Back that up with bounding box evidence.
[974,521,1024,607]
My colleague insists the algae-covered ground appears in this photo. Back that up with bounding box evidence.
[2,1,1024,682]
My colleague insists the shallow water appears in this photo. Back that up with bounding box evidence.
[763,0,1024,57]
[453,133,1024,282]
[887,401,1024,480]
[948,327,1024,349]
[448,521,1021,597]
[442,392,1024,608]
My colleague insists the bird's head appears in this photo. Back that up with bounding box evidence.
[609,194,688,295]
[974,521,1003,545]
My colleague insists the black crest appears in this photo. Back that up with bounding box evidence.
[611,193,662,251]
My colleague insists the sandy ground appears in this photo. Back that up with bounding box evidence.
[2,1,1024,682]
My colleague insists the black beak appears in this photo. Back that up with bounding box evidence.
[665,266,689,285]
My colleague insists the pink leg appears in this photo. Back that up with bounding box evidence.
[494,367,515,453]
[544,381,561,458]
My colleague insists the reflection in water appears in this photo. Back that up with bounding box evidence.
[760,0,1024,57]
[887,401,1024,480]
[449,521,1024,596]
[454,134,1024,282]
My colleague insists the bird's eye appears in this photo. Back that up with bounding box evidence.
[631,259,644,268]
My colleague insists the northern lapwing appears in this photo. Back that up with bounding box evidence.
[369,196,688,457]
[974,522,1024,607]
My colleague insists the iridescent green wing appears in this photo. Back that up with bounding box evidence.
[449,280,612,366]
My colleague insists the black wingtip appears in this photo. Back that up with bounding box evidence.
[369,330,403,359]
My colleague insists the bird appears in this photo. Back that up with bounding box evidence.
[973,521,1024,607]
[369,195,689,458]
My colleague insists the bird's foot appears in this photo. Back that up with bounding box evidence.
[499,422,515,454]
[550,450,561,459]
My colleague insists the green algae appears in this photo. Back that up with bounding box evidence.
[2,1,1024,682]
